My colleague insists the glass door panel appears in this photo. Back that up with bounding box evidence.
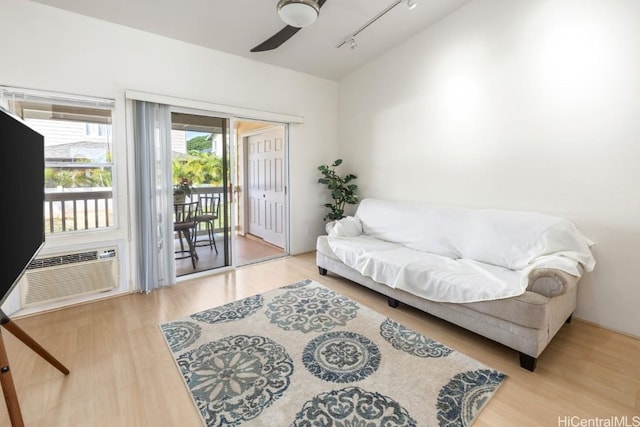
[170,112,231,276]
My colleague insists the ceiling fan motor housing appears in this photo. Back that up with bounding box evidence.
[277,0,320,28]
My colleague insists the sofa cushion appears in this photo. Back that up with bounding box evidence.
[326,235,530,303]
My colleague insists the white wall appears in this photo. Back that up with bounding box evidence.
[0,0,336,261]
[338,0,640,337]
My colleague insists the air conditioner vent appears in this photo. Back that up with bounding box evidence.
[27,250,104,269]
[20,247,119,307]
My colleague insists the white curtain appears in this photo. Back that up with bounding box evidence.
[132,101,175,292]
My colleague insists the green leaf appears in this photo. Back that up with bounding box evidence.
[317,159,358,223]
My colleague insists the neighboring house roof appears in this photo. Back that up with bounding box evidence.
[45,141,110,162]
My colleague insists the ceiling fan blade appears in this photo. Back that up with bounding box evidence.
[251,26,301,52]
[250,0,328,53]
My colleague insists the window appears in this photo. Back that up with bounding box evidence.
[0,87,116,234]
[85,123,110,139]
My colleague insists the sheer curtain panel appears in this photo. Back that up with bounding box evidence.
[132,101,174,292]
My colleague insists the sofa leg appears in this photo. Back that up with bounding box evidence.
[387,297,400,308]
[519,353,537,372]
[318,267,327,276]
[565,314,573,324]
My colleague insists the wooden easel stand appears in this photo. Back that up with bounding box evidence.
[0,310,69,427]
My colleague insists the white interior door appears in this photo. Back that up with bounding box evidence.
[247,126,286,248]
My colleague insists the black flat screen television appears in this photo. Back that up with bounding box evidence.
[0,107,45,307]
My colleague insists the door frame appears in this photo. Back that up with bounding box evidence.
[124,90,300,279]
[236,120,290,261]
[171,105,234,275]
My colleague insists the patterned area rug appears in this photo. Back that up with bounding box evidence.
[160,279,506,426]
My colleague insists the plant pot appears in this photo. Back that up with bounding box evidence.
[173,194,186,204]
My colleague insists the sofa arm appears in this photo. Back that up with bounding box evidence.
[526,268,580,298]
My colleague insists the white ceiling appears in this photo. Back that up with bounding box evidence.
[29,0,470,81]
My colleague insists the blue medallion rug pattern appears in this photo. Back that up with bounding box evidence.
[191,295,264,324]
[160,279,506,426]
[265,286,359,333]
[380,318,453,358]
[161,321,202,352]
[293,386,417,427]
[302,331,381,383]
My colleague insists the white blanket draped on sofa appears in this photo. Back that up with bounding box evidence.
[326,200,595,303]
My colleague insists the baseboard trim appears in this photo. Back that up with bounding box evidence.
[571,317,639,340]
[10,290,132,321]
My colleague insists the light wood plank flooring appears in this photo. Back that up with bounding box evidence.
[175,234,285,276]
[1,252,638,426]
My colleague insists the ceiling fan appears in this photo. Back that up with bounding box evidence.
[251,0,327,53]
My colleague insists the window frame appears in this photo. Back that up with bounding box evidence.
[0,86,118,235]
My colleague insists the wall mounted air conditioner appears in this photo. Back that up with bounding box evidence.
[19,247,119,307]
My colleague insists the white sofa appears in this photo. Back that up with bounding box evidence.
[316,198,595,371]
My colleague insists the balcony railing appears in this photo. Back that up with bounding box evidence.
[44,186,226,234]
[181,187,227,237]
[45,189,113,233]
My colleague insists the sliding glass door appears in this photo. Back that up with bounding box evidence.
[170,111,232,276]
[130,94,292,286]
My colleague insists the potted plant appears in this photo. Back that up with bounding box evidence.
[173,177,193,203]
[317,159,358,222]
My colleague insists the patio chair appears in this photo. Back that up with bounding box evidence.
[173,201,200,268]
[193,194,219,253]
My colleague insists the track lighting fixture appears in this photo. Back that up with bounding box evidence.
[337,0,417,50]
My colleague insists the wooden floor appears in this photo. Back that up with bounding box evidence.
[175,233,285,276]
[1,252,638,426]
